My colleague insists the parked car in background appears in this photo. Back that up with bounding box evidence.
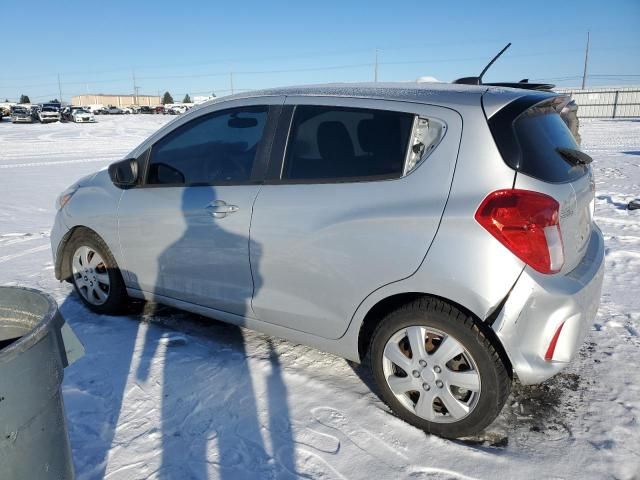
[60,107,72,121]
[85,105,106,115]
[38,106,60,123]
[106,106,124,115]
[138,106,153,114]
[61,106,83,122]
[153,106,165,114]
[43,101,62,111]
[10,106,33,123]
[29,105,40,121]
[121,107,133,114]
[51,83,604,439]
[167,105,188,115]
[70,108,96,123]
[1,102,17,118]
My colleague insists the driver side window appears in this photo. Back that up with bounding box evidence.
[147,106,268,186]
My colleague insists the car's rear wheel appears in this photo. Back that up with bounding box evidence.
[370,297,511,438]
[67,230,128,315]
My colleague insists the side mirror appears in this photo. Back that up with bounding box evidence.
[108,158,139,188]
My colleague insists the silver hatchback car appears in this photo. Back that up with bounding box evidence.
[51,83,604,438]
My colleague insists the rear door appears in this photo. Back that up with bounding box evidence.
[249,97,463,339]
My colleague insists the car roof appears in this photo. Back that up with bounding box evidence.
[199,82,546,110]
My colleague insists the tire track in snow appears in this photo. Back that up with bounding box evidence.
[0,232,49,247]
[0,244,50,264]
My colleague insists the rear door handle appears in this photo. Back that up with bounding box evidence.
[205,200,239,218]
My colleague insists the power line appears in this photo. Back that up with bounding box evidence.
[3,44,639,102]
[2,44,638,92]
[0,33,565,82]
[2,34,637,86]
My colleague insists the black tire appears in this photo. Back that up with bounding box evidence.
[67,230,128,315]
[369,297,511,439]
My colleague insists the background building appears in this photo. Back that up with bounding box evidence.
[71,94,160,107]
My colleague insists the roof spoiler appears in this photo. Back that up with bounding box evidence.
[452,43,556,91]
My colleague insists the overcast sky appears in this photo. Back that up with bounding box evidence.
[2,0,639,102]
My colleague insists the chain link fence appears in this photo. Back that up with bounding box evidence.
[555,86,640,118]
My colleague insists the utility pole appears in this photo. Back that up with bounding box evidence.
[132,69,138,105]
[581,31,590,90]
[374,49,379,82]
[57,74,63,102]
[230,71,234,95]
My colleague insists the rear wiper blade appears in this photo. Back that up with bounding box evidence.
[556,147,593,166]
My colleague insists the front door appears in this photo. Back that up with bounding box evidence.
[118,102,278,317]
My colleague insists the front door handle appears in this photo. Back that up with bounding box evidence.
[205,200,239,218]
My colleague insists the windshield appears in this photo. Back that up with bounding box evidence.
[14,108,28,114]
[74,109,89,114]
[42,107,57,112]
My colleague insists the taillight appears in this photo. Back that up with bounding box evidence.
[475,189,564,274]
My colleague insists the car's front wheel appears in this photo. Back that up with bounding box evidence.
[67,230,128,315]
[370,298,511,438]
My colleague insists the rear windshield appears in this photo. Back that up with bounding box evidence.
[513,109,588,183]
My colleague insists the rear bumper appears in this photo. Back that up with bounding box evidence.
[493,224,605,385]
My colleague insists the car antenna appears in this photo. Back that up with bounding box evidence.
[453,42,512,85]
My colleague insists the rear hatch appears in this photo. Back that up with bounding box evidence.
[485,93,595,273]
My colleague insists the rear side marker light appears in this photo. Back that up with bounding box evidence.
[475,189,565,274]
[545,322,566,361]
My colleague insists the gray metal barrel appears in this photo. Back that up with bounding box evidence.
[0,286,84,480]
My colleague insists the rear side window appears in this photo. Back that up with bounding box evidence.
[514,109,588,182]
[147,106,268,186]
[283,105,414,182]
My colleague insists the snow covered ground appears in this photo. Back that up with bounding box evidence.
[0,115,639,479]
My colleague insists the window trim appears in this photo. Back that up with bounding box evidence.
[136,105,277,189]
